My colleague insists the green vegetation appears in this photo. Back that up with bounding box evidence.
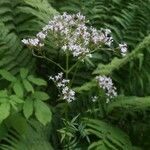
[0,0,149,149]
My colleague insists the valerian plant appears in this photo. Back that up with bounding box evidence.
[0,0,149,149]
[21,12,132,149]
[22,12,128,104]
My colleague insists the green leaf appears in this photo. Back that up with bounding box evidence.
[0,69,16,82]
[34,100,52,125]
[0,90,8,103]
[23,79,34,93]
[9,100,18,110]
[33,91,50,101]
[20,68,29,79]
[0,90,8,98]
[10,95,24,104]
[13,81,24,98]
[0,103,10,123]
[0,98,8,103]
[88,141,106,150]
[28,75,47,86]
[23,99,33,119]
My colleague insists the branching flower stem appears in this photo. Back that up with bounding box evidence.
[32,50,65,72]
[68,60,80,74]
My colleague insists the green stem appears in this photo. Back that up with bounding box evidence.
[65,52,69,79]
[68,60,80,73]
[65,102,68,120]
[32,50,65,72]
[100,98,107,118]
[97,87,107,118]
[64,52,69,120]
[70,62,80,86]
[43,56,65,72]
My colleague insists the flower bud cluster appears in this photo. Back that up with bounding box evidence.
[96,75,117,103]
[49,72,75,103]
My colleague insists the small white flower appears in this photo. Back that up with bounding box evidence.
[57,82,64,87]
[22,39,29,45]
[39,43,44,47]
[37,32,47,39]
[49,76,54,81]
[92,96,98,102]
[62,79,69,83]
[106,98,110,103]
[62,86,69,94]
[76,12,86,21]
[62,45,67,51]
[69,90,75,96]
[87,54,92,58]
[27,38,39,46]
[105,29,111,35]
[119,43,127,56]
[105,36,113,46]
[55,72,63,81]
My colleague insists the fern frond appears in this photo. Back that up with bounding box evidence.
[84,118,132,150]
[107,96,150,114]
[0,0,58,75]
[0,116,53,150]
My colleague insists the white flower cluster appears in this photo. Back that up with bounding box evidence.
[22,31,47,47]
[22,12,115,59]
[49,72,75,103]
[90,28,113,46]
[119,43,127,56]
[96,75,117,103]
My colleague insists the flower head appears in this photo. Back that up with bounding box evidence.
[22,12,117,59]
[49,72,75,103]
[96,75,117,103]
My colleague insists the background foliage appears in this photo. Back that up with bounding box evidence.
[0,0,150,150]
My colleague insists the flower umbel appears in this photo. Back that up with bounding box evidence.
[96,75,117,103]
[49,72,75,103]
[22,12,116,59]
